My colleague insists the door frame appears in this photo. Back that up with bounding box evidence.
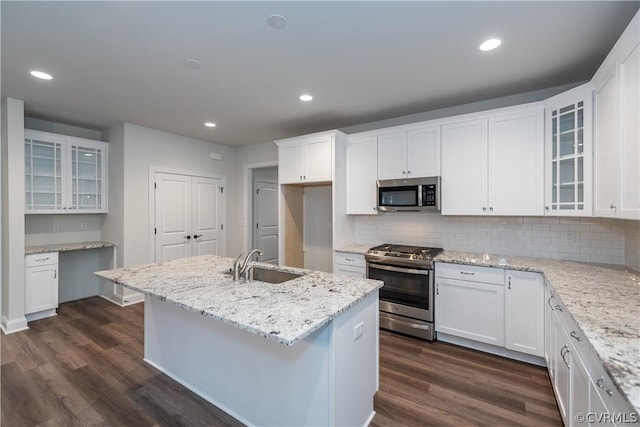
[148,167,226,263]
[252,177,278,263]
[243,161,278,254]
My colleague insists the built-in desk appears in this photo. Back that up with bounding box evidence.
[24,241,139,321]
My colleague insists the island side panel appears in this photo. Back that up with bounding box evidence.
[143,296,331,427]
[330,291,379,426]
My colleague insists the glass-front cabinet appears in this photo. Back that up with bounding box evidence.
[25,130,108,214]
[544,83,593,216]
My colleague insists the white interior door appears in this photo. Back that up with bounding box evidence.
[154,172,225,262]
[192,176,224,256]
[155,173,193,262]
[253,180,279,264]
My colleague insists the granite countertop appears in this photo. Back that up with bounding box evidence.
[334,245,372,255]
[436,250,640,413]
[95,255,382,346]
[26,241,116,254]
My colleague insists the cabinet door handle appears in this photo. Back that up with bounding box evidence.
[507,276,511,289]
[596,377,614,396]
[193,234,202,239]
[560,345,570,367]
[36,257,50,262]
[554,304,563,312]
[345,257,355,262]
[53,270,57,279]
[436,284,439,295]
[570,331,581,342]
[460,271,475,276]
[548,295,555,309]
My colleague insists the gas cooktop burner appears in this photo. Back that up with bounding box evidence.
[365,243,443,266]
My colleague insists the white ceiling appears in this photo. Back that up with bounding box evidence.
[2,1,638,146]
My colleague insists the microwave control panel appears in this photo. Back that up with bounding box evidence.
[422,185,437,206]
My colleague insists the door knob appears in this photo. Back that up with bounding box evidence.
[185,235,192,240]
[193,234,202,239]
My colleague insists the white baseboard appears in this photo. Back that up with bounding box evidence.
[1,315,29,335]
[25,309,57,322]
[437,333,546,367]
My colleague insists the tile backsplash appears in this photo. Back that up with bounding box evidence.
[355,213,630,265]
[626,220,640,271]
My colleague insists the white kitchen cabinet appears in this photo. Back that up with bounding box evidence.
[504,270,544,357]
[435,263,505,346]
[544,281,556,380]
[333,252,366,278]
[346,136,378,215]
[441,119,487,215]
[377,125,440,180]
[25,130,108,214]
[593,12,640,220]
[441,106,543,215]
[25,252,59,320]
[276,131,335,184]
[544,83,594,216]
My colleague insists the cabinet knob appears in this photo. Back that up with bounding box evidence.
[489,207,494,212]
[545,206,550,211]
[407,170,411,174]
[482,207,487,212]
[402,170,406,175]
[610,204,616,210]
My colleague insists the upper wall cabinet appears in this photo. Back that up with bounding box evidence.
[276,131,337,184]
[592,12,640,220]
[25,130,108,214]
[346,135,378,215]
[543,83,594,216]
[441,106,544,216]
[377,125,440,180]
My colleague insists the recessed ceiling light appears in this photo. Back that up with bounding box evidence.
[479,38,502,51]
[299,94,313,102]
[30,70,53,80]
[267,14,287,30]
[184,59,203,69]
[205,122,216,128]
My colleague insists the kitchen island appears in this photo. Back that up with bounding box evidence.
[96,255,382,427]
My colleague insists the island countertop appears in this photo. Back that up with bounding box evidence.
[95,255,382,346]
[435,250,640,414]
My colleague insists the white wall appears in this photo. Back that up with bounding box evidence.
[1,98,27,333]
[304,185,333,272]
[121,123,239,266]
[354,214,628,265]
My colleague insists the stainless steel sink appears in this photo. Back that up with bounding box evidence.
[223,266,303,283]
[246,267,302,284]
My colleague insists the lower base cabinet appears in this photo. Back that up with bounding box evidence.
[547,283,638,427]
[25,252,59,317]
[333,252,366,278]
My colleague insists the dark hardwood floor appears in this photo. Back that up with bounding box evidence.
[1,297,561,426]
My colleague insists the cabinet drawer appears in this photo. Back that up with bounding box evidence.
[25,252,58,267]
[334,252,366,268]
[435,262,504,285]
[550,296,591,359]
[589,359,636,418]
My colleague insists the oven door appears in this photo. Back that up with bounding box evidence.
[367,262,433,322]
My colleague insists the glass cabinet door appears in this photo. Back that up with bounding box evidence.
[545,83,593,216]
[70,144,104,211]
[25,138,63,211]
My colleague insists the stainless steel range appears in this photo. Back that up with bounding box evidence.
[365,244,442,341]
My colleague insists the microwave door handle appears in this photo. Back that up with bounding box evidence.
[417,184,423,207]
[368,263,430,276]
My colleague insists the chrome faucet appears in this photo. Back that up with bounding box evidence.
[232,249,263,281]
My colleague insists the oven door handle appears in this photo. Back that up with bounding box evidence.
[367,262,430,276]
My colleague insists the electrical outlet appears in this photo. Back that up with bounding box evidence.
[354,322,364,341]
[52,223,60,232]
[80,221,87,231]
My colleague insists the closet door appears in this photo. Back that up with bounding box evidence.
[155,173,193,262]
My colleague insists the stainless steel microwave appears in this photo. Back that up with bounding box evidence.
[377,177,440,212]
